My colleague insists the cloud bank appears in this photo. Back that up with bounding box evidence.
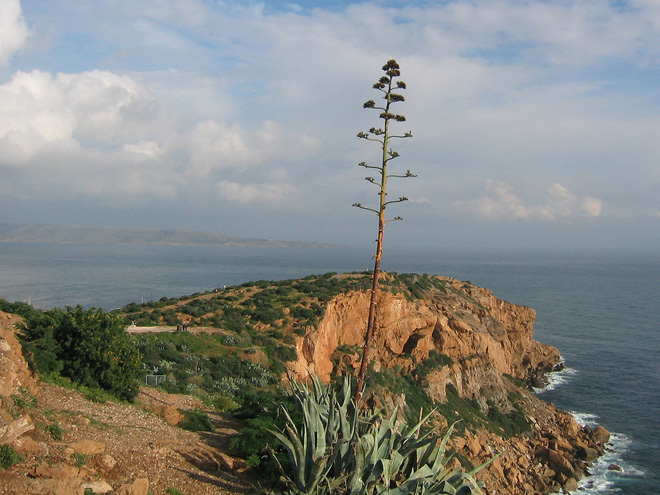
[1,0,659,250]
[457,180,602,221]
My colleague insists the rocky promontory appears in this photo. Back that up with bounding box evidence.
[0,273,611,494]
[288,274,610,494]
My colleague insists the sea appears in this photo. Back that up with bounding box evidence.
[0,242,658,494]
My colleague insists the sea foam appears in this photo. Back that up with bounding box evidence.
[569,412,645,494]
[534,365,578,394]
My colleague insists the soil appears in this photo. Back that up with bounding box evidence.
[0,383,257,495]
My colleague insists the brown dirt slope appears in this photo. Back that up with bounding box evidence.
[0,309,253,495]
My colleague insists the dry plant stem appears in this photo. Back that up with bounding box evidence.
[354,59,411,404]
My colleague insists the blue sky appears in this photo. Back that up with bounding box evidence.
[1,0,659,252]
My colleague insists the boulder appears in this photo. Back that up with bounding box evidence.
[0,323,39,398]
[118,477,149,495]
[160,404,182,425]
[0,414,34,444]
[590,426,611,445]
[577,446,600,461]
[562,477,578,493]
[67,440,106,456]
[15,435,49,456]
[32,463,80,480]
[97,454,117,472]
[540,448,576,477]
[81,480,114,494]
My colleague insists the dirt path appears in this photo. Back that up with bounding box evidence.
[126,325,227,334]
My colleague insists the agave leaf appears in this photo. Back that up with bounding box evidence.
[347,442,366,495]
[467,454,497,477]
[304,454,332,493]
[406,463,434,481]
[417,436,438,468]
[268,428,307,490]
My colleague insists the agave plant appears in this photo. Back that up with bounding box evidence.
[269,376,492,495]
[268,375,366,494]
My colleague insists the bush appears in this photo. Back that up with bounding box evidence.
[0,444,23,470]
[47,423,64,441]
[19,306,143,402]
[0,299,35,318]
[179,410,214,432]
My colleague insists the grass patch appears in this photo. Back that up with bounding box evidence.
[41,373,120,404]
[46,423,64,441]
[71,452,90,467]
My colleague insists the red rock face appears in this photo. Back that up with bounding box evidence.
[289,277,561,395]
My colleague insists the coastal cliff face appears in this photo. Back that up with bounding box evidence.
[290,276,560,399]
[289,275,608,494]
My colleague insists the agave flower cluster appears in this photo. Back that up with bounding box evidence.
[269,376,490,495]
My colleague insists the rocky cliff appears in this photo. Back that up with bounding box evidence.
[289,274,610,494]
[291,275,560,398]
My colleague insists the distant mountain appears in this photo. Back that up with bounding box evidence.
[0,223,342,249]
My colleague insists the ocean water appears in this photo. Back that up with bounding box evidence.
[0,242,658,493]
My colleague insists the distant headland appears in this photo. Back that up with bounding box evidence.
[0,223,343,249]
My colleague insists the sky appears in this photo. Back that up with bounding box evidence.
[1,0,659,252]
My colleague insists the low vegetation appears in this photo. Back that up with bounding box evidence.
[0,444,24,470]
[268,375,492,495]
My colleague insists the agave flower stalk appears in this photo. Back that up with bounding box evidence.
[353,59,415,403]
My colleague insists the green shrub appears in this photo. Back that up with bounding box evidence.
[19,306,143,402]
[435,384,486,432]
[0,444,23,470]
[179,410,214,432]
[11,389,37,410]
[413,350,454,382]
[229,389,300,478]
[202,394,239,412]
[266,344,297,363]
[71,452,89,467]
[486,401,531,438]
[47,423,64,441]
[0,299,36,318]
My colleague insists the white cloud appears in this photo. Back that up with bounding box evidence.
[122,140,163,158]
[0,63,322,205]
[0,68,180,200]
[0,0,29,65]
[457,180,602,221]
[217,180,298,205]
[581,196,603,217]
[0,69,165,164]
[186,119,320,176]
